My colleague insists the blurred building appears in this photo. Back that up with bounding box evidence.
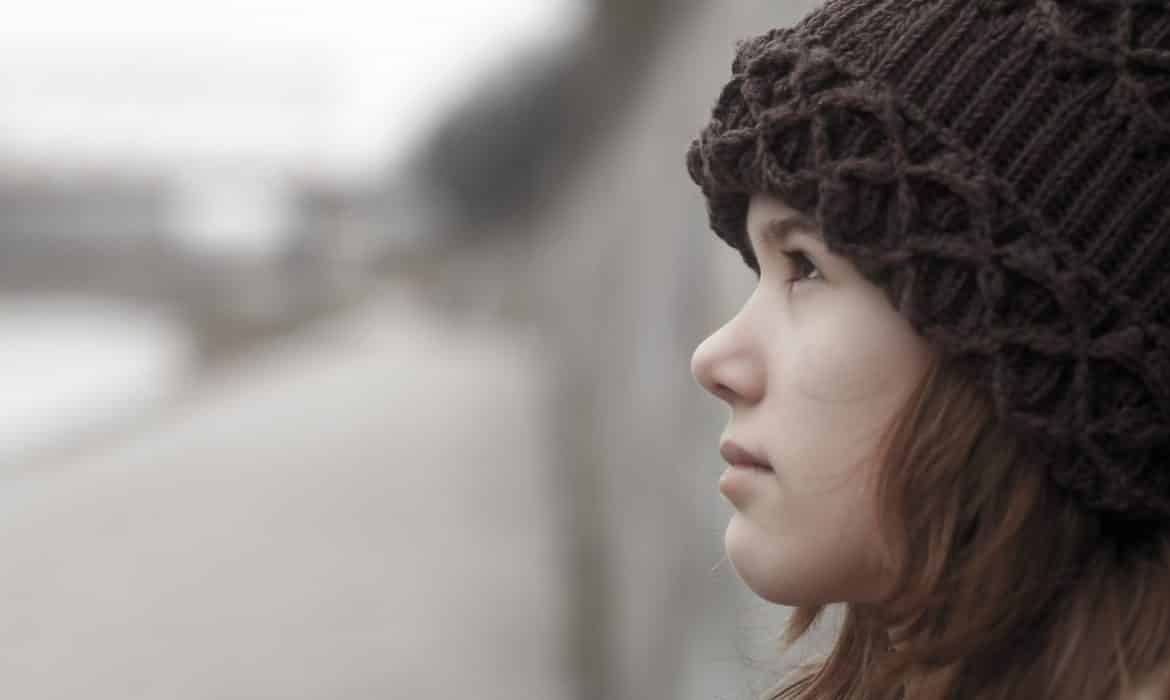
[0,48,368,354]
[0,165,169,295]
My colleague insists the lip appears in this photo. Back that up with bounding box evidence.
[719,440,772,471]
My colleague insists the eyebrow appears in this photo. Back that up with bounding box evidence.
[748,212,822,256]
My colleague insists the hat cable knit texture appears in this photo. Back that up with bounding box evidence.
[687,0,1170,519]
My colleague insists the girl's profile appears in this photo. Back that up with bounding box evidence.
[686,1,1170,698]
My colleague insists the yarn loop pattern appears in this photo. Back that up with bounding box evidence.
[687,0,1170,518]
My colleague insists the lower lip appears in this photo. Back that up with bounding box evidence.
[718,463,775,497]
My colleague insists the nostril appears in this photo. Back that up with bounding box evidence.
[705,380,738,405]
[713,381,732,401]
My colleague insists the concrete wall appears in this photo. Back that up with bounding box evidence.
[525,2,833,699]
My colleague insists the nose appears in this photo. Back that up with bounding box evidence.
[690,310,764,406]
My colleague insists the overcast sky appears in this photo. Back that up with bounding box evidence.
[0,0,587,183]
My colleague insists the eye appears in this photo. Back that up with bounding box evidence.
[782,249,822,288]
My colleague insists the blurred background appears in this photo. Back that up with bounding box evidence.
[0,1,835,698]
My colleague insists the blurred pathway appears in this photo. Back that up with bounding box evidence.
[0,283,569,700]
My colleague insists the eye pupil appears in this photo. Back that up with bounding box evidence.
[786,251,820,284]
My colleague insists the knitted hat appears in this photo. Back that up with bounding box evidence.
[686,0,1170,519]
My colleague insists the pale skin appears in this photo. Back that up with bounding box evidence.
[691,193,1170,695]
[691,193,935,607]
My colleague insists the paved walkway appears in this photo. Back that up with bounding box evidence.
[0,284,570,700]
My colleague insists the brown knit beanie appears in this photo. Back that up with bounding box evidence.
[686,0,1170,520]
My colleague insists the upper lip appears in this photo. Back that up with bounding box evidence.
[719,440,772,470]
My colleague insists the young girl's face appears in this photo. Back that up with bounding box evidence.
[691,193,934,606]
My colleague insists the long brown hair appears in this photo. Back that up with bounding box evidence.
[767,350,1170,700]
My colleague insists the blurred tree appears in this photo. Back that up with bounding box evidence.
[409,0,697,237]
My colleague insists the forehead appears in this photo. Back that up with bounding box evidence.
[745,193,819,244]
[747,193,803,227]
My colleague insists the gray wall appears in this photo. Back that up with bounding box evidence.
[525,2,832,699]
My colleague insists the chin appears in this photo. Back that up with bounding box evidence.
[746,568,831,606]
[731,558,854,607]
[740,575,802,606]
[724,514,808,605]
[724,513,883,607]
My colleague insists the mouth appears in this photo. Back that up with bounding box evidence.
[719,440,773,472]
[730,462,773,472]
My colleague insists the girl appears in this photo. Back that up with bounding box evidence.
[686,0,1170,698]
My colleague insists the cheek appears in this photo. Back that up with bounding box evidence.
[793,326,898,403]
[777,332,898,473]
[787,296,928,411]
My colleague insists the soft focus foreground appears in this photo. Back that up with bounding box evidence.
[0,290,565,699]
[0,1,833,699]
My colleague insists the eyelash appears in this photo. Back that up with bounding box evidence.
[781,249,821,288]
[747,248,822,290]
